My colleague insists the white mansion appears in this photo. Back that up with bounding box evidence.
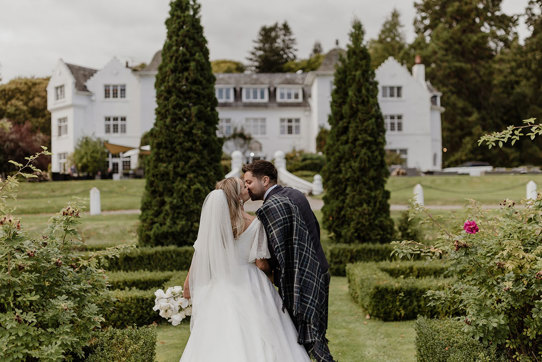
[47,49,443,175]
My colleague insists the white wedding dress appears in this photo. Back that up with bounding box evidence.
[180,190,310,362]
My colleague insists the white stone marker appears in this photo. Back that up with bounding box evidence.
[413,184,424,206]
[527,180,537,201]
[231,150,243,171]
[312,174,323,195]
[90,187,101,215]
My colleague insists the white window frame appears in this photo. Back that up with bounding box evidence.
[384,114,403,132]
[381,86,403,99]
[57,117,68,137]
[218,118,233,137]
[104,84,127,99]
[280,118,301,135]
[55,85,65,101]
[277,86,302,102]
[58,152,67,173]
[215,86,234,103]
[387,148,408,164]
[242,86,268,103]
[105,116,127,134]
[244,118,266,136]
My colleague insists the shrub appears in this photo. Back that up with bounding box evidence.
[106,271,176,290]
[415,317,504,362]
[346,261,452,321]
[397,209,422,241]
[0,151,120,361]
[103,246,193,271]
[394,200,542,359]
[86,325,157,362]
[103,271,187,328]
[326,243,398,276]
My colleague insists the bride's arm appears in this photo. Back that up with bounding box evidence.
[255,258,271,275]
[183,267,191,299]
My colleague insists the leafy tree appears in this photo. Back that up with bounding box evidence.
[0,77,50,137]
[138,0,223,247]
[311,41,323,56]
[368,9,408,68]
[315,126,329,153]
[413,0,516,166]
[283,54,323,73]
[0,120,49,177]
[211,59,245,73]
[247,21,297,72]
[72,136,108,177]
[322,20,394,244]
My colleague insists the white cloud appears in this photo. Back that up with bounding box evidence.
[0,0,530,82]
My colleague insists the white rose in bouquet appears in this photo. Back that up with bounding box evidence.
[153,286,192,325]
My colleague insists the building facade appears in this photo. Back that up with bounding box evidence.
[47,50,443,174]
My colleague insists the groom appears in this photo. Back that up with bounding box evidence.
[242,160,334,362]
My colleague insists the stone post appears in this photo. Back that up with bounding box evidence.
[413,184,424,206]
[527,180,537,200]
[312,174,323,195]
[90,187,101,215]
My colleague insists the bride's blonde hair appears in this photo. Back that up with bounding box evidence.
[215,177,245,239]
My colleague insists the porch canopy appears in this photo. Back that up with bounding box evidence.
[104,142,150,155]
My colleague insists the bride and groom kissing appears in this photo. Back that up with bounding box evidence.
[180,160,334,362]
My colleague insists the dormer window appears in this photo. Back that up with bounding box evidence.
[242,87,268,103]
[277,86,302,102]
[104,84,126,99]
[55,85,65,100]
[382,86,402,98]
[215,86,234,103]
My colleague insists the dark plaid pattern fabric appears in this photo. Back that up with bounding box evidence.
[257,195,334,362]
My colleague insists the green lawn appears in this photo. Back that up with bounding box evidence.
[156,277,416,362]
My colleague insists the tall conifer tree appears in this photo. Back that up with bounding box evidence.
[368,9,408,69]
[138,0,223,246]
[322,20,394,244]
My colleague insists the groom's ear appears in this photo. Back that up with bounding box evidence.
[262,176,270,187]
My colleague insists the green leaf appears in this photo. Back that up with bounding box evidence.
[8,160,23,168]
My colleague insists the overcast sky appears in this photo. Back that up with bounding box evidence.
[0,0,530,83]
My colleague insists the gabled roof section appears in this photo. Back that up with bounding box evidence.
[214,73,307,86]
[317,48,345,72]
[141,50,162,72]
[65,63,97,92]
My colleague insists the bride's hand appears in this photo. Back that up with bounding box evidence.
[183,272,191,299]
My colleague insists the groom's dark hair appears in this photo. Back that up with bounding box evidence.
[242,160,278,183]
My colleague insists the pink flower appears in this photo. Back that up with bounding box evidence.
[463,220,479,234]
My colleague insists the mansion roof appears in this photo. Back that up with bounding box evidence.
[65,63,97,92]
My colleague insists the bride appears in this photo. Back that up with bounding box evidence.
[180,177,310,362]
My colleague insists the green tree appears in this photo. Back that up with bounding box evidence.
[413,0,516,166]
[368,8,408,68]
[311,40,323,57]
[283,54,323,73]
[138,0,223,247]
[71,136,107,177]
[211,59,245,73]
[247,21,297,72]
[0,77,50,137]
[322,20,394,244]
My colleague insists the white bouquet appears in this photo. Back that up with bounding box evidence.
[153,286,192,326]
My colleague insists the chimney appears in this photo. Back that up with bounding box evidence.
[412,55,425,85]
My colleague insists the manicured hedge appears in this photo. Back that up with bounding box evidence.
[103,271,188,328]
[86,325,157,362]
[326,243,399,276]
[415,317,504,362]
[346,261,451,321]
[106,271,176,290]
[103,246,193,272]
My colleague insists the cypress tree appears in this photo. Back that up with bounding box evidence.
[138,0,223,247]
[322,20,394,244]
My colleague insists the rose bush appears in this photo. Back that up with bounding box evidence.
[393,200,542,360]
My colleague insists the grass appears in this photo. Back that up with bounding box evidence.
[7,174,542,215]
[155,277,416,362]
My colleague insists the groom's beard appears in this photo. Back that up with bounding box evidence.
[248,189,264,201]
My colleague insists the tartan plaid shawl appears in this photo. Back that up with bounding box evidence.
[256,195,326,345]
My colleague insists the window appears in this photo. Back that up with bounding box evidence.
[244,118,266,136]
[55,85,65,100]
[384,115,403,132]
[57,117,68,137]
[280,118,301,135]
[122,160,131,171]
[218,118,232,137]
[382,86,402,98]
[277,87,302,102]
[433,153,438,167]
[58,152,67,173]
[242,87,268,102]
[387,149,408,164]
[104,84,126,99]
[215,87,234,102]
[431,95,439,106]
[105,116,127,134]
